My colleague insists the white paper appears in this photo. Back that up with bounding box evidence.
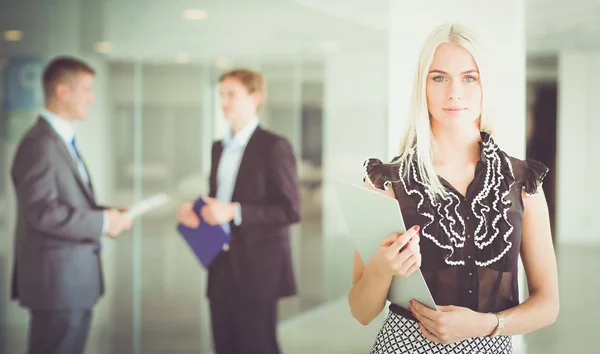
[123,193,170,219]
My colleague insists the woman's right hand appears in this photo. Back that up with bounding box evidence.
[177,202,200,228]
[369,225,421,277]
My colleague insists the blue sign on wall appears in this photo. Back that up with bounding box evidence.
[1,57,45,111]
[1,57,45,192]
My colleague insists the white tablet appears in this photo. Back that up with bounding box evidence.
[333,179,437,310]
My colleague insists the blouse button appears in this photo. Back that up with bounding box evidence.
[468,290,473,294]
[467,255,472,259]
[466,216,470,221]
[468,272,473,276]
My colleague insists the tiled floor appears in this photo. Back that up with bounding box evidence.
[1,216,598,353]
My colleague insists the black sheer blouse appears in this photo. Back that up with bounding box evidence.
[363,132,548,320]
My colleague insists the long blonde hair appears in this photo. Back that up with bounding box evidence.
[397,23,494,200]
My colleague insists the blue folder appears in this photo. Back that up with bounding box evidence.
[177,198,230,268]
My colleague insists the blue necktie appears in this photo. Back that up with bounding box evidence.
[70,137,90,184]
[71,137,101,252]
[70,137,81,160]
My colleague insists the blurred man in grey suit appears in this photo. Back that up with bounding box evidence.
[10,57,132,354]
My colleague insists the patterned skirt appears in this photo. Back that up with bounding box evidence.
[371,311,512,354]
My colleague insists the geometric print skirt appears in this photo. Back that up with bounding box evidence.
[371,311,512,354]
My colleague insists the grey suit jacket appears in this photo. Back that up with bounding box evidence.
[10,117,105,310]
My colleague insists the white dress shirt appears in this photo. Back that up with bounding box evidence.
[216,118,259,234]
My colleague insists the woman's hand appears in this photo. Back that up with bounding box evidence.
[410,300,498,344]
[368,225,421,278]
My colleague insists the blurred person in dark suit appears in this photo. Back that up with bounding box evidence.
[177,68,300,354]
[11,56,132,354]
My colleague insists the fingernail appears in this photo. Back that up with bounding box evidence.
[409,300,413,305]
[397,233,402,238]
[413,225,420,232]
[408,306,412,312]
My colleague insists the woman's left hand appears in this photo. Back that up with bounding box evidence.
[409,300,496,344]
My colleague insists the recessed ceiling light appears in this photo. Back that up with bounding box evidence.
[215,57,231,69]
[4,30,23,42]
[183,9,208,20]
[95,41,111,53]
[175,52,191,63]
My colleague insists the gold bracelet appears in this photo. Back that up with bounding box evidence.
[488,312,505,337]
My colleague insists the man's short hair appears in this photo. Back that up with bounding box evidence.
[219,68,265,95]
[42,56,95,98]
[219,68,266,111]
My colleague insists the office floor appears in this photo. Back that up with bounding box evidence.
[1,215,598,354]
[279,242,600,354]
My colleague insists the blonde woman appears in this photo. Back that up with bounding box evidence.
[348,24,559,353]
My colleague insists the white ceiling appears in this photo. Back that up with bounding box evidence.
[102,0,387,63]
[1,0,599,64]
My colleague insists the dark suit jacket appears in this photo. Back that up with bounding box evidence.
[207,126,300,301]
[10,117,105,310]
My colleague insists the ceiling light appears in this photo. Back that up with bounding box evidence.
[183,9,208,20]
[95,41,111,53]
[175,52,191,63]
[215,57,231,69]
[4,30,23,42]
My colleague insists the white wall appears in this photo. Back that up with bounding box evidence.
[556,52,600,244]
